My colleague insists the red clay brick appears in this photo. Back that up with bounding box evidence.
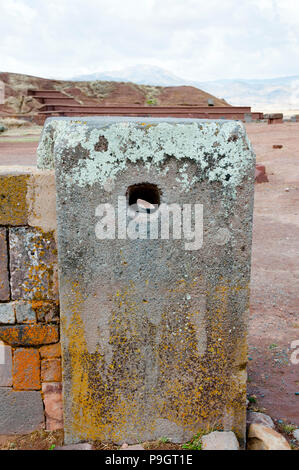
[13,348,40,390]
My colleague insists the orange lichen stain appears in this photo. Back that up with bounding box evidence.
[0,174,29,225]
[155,277,249,442]
[0,324,59,347]
[12,348,40,390]
[61,276,248,443]
[63,281,157,442]
[31,300,44,309]
[20,229,57,300]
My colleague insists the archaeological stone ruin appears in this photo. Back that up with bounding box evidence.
[0,116,255,447]
[34,116,255,445]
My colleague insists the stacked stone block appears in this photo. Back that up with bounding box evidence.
[0,168,63,434]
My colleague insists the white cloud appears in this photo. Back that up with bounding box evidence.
[0,0,298,80]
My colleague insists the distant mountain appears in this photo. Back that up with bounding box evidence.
[197,76,299,111]
[71,65,299,111]
[72,65,187,87]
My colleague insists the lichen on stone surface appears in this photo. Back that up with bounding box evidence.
[37,117,255,196]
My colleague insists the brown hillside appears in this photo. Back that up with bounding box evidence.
[158,85,228,106]
[0,72,230,115]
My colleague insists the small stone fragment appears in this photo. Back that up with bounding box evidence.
[120,443,144,450]
[247,411,275,429]
[255,164,269,183]
[201,431,240,450]
[247,423,291,450]
[55,443,93,450]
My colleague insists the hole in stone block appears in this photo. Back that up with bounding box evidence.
[127,183,161,211]
[127,183,161,206]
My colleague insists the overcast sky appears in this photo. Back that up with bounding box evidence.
[1,0,299,81]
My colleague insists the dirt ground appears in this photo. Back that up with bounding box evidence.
[0,125,40,165]
[245,122,299,426]
[0,122,298,433]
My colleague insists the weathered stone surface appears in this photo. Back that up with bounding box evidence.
[39,117,255,445]
[247,423,291,450]
[0,388,44,434]
[293,429,299,441]
[14,301,36,323]
[0,343,13,386]
[42,382,64,431]
[55,443,92,450]
[27,171,57,233]
[41,358,62,382]
[33,301,59,323]
[201,431,240,450]
[0,228,10,301]
[0,172,29,225]
[9,227,58,300]
[0,168,57,230]
[13,348,40,390]
[0,324,59,347]
[40,343,61,359]
[247,411,275,429]
[0,303,15,324]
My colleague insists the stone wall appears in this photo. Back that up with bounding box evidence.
[0,167,63,434]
